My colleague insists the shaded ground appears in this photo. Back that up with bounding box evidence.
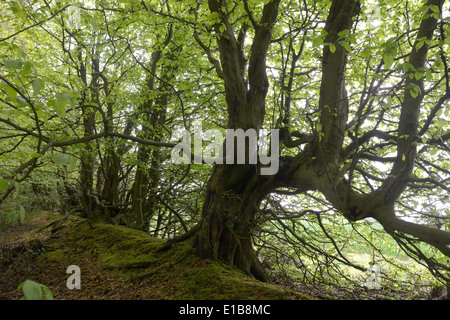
[0,211,313,300]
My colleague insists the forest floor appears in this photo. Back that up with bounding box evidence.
[0,211,317,300]
[2,211,443,301]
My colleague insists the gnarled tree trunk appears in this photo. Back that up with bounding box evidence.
[191,0,281,280]
[193,164,269,281]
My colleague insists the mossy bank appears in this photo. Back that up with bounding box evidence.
[0,211,312,300]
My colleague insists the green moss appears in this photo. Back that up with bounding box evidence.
[41,248,68,261]
[34,213,311,300]
[171,258,309,300]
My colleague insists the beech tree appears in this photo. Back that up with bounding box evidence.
[1,0,449,288]
[191,0,450,281]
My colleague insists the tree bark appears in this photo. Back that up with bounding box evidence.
[78,50,96,220]
[193,165,269,281]
[381,0,443,204]
[191,0,281,281]
[319,0,359,167]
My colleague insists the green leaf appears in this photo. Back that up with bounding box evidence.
[56,93,69,102]
[41,287,54,300]
[383,45,397,69]
[6,86,17,100]
[312,36,324,47]
[383,53,394,69]
[208,12,219,22]
[10,44,26,59]
[409,84,420,99]
[403,63,415,72]
[338,29,350,39]
[4,59,23,69]
[19,61,33,75]
[341,42,352,53]
[55,153,69,165]
[67,95,76,109]
[435,119,447,128]
[329,43,336,53]
[316,123,322,132]
[7,211,18,222]
[361,49,371,60]
[55,93,69,118]
[415,41,424,51]
[414,72,423,80]
[13,76,23,89]
[32,79,43,96]
[55,153,75,167]
[34,104,44,119]
[430,5,440,13]
[19,206,25,223]
[68,155,77,171]
[0,179,8,191]
[20,280,42,300]
[56,101,66,118]
[218,23,227,34]
[10,4,26,18]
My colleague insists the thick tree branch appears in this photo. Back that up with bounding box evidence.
[318,0,360,166]
[382,0,443,204]
[377,214,450,257]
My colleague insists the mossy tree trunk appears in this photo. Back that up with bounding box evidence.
[191,0,281,281]
[193,164,269,281]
